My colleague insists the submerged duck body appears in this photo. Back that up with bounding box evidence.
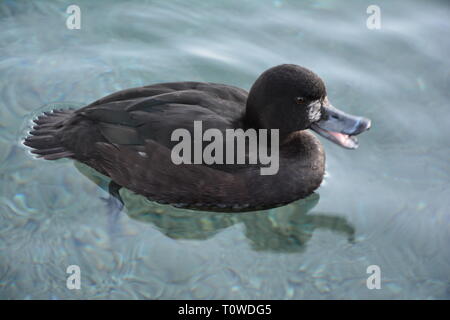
[24,64,371,212]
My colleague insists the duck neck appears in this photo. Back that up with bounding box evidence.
[244,101,292,141]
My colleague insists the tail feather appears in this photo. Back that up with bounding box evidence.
[28,128,56,136]
[24,109,75,160]
[31,147,67,155]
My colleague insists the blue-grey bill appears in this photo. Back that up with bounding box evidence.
[310,103,371,149]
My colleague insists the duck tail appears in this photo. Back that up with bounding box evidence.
[23,109,75,160]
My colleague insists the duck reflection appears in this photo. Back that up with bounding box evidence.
[75,162,355,253]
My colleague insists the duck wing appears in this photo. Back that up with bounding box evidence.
[75,82,246,145]
[55,82,247,163]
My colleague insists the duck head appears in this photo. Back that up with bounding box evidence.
[246,64,371,149]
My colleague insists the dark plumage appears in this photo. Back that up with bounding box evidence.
[24,64,371,212]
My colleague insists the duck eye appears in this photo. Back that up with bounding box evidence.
[295,96,305,104]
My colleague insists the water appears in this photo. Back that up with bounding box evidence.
[0,0,449,299]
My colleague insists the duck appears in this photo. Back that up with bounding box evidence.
[24,64,371,212]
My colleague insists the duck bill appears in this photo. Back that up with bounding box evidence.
[310,101,371,149]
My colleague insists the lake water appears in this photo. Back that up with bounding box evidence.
[0,0,449,299]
